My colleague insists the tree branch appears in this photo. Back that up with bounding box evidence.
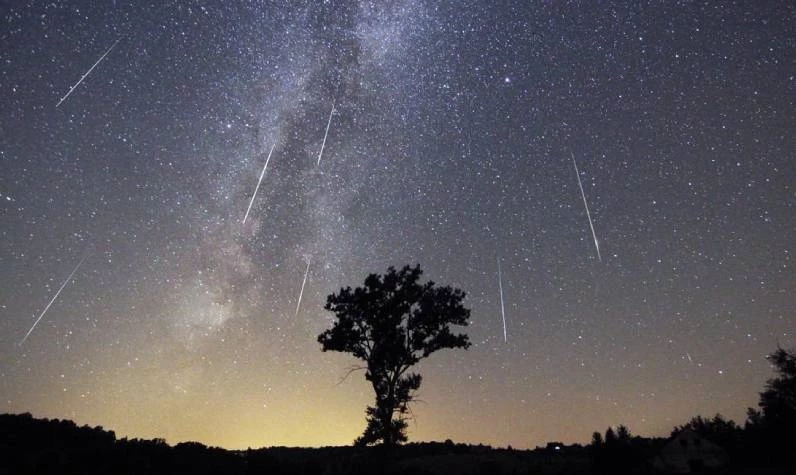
[335,365,367,386]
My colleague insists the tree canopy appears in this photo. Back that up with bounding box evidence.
[747,346,796,452]
[758,347,796,425]
[318,264,471,446]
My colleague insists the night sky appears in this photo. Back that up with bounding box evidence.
[1,1,794,449]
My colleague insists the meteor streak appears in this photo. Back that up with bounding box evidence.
[497,257,508,342]
[317,103,335,166]
[295,257,311,317]
[571,152,602,262]
[242,143,275,225]
[56,39,120,108]
[19,255,87,346]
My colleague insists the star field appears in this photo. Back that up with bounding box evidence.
[1,1,793,449]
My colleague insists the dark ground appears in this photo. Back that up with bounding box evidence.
[0,413,791,475]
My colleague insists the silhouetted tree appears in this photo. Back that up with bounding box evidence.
[672,413,742,451]
[757,347,796,425]
[746,347,796,455]
[615,424,631,443]
[604,427,616,445]
[593,425,647,475]
[318,264,471,446]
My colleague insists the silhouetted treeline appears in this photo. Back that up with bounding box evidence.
[2,348,794,474]
[588,347,796,474]
[2,411,794,474]
[587,416,793,474]
[0,417,586,475]
[0,414,579,475]
[589,425,662,474]
[0,413,247,475]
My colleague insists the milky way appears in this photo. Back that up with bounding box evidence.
[1,2,793,449]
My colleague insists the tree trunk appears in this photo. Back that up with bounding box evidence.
[381,377,397,446]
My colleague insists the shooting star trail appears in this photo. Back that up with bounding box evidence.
[686,352,693,363]
[19,255,87,346]
[571,152,602,262]
[316,103,335,166]
[497,257,508,343]
[56,38,120,108]
[242,143,275,225]
[294,257,311,317]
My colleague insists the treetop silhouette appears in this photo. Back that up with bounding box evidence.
[746,346,796,454]
[318,264,471,446]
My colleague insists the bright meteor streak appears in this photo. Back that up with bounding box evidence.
[497,257,507,343]
[19,255,87,346]
[242,143,275,225]
[56,39,120,108]
[571,152,602,262]
[317,103,335,166]
[295,257,311,317]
